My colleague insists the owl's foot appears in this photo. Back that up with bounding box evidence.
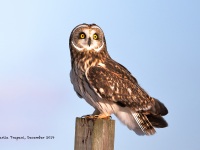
[81,114,111,120]
[95,114,112,119]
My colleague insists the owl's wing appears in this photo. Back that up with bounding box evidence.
[85,60,155,112]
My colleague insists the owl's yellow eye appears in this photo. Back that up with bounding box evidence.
[93,34,98,40]
[79,33,86,39]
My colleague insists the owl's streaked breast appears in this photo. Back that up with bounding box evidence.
[70,55,102,106]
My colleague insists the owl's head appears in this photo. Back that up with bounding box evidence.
[69,23,106,52]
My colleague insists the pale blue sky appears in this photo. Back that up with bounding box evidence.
[0,0,200,150]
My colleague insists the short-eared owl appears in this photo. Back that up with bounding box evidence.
[69,23,168,135]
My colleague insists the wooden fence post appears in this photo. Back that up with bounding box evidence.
[74,117,115,150]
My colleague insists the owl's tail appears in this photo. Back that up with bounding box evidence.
[132,113,156,135]
[113,106,155,135]
[131,99,168,135]
[114,109,156,135]
[114,99,168,135]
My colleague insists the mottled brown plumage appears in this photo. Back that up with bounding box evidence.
[69,23,168,135]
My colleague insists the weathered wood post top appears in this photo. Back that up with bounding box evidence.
[74,117,115,150]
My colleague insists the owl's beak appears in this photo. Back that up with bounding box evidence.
[88,37,91,47]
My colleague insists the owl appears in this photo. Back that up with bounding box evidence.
[69,23,168,135]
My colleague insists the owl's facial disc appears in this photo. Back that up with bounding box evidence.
[71,25,105,52]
